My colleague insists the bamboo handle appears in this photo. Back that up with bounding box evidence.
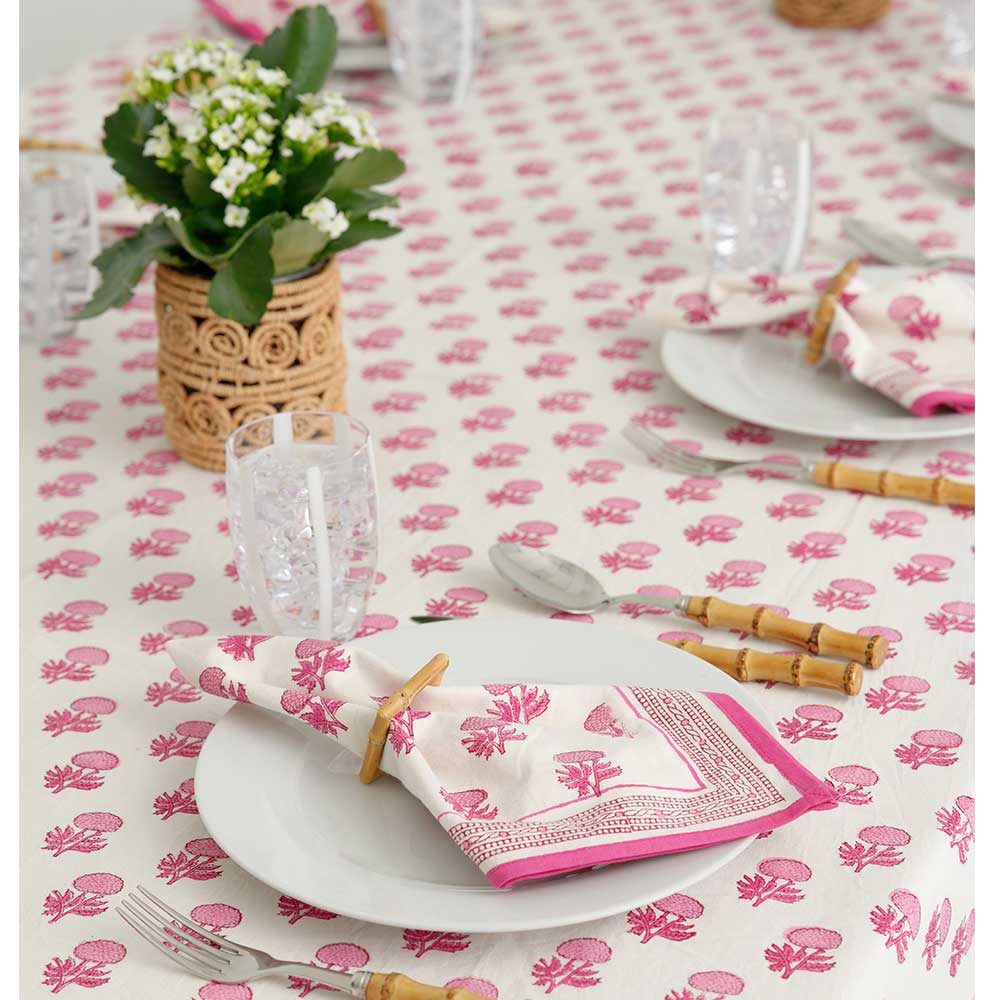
[366,973,489,1000]
[664,639,862,696]
[813,461,974,508]
[685,596,887,668]
[805,258,860,365]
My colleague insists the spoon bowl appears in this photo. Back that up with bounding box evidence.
[488,543,615,614]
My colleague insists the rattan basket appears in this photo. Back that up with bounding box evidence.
[775,0,890,28]
[155,258,347,472]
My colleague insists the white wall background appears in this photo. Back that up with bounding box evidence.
[20,0,200,84]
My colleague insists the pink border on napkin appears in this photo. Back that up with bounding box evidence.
[911,390,975,417]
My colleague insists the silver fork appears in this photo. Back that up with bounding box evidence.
[118,885,485,999]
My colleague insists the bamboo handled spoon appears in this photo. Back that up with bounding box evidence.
[488,543,885,671]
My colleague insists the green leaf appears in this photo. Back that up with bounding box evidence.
[182,165,224,209]
[314,217,400,261]
[102,103,186,207]
[208,219,277,324]
[321,149,406,197]
[166,211,289,267]
[247,5,337,95]
[271,219,330,276]
[335,188,398,219]
[76,218,179,318]
[284,150,337,214]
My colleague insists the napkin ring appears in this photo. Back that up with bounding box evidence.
[805,257,860,365]
[359,653,450,784]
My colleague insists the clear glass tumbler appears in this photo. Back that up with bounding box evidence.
[701,113,813,274]
[226,412,378,640]
[386,0,482,105]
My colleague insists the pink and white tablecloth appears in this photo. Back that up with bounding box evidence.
[20,1,974,997]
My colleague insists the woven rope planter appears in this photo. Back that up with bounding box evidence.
[155,258,347,471]
[775,0,890,28]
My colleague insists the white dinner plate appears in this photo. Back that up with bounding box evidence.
[927,98,975,149]
[195,618,766,933]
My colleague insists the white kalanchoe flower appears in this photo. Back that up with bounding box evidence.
[210,124,239,151]
[284,114,317,143]
[257,66,289,87]
[142,122,172,159]
[162,206,181,221]
[224,204,250,228]
[303,198,350,240]
[241,138,268,157]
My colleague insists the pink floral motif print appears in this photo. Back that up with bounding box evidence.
[776,704,843,744]
[894,729,963,769]
[684,514,741,546]
[497,519,557,548]
[894,553,954,586]
[42,938,126,993]
[42,872,124,923]
[39,646,109,684]
[839,824,911,872]
[812,577,876,611]
[123,448,180,477]
[44,750,120,794]
[736,858,812,907]
[354,614,399,638]
[616,584,681,619]
[460,405,515,433]
[41,599,108,633]
[787,531,845,562]
[217,634,271,661]
[280,692,349,738]
[568,458,624,486]
[857,626,901,659]
[400,503,459,534]
[287,942,372,995]
[600,540,660,572]
[42,696,116,737]
[392,462,449,491]
[373,695,428,755]
[887,295,940,340]
[402,930,471,958]
[665,475,721,505]
[705,560,765,591]
[43,811,123,857]
[865,675,930,714]
[936,795,974,863]
[139,618,208,655]
[552,421,607,450]
[276,895,337,925]
[665,969,745,999]
[382,425,437,452]
[471,442,529,469]
[190,902,242,934]
[39,471,97,501]
[444,979,497,1000]
[425,587,487,619]
[923,898,952,971]
[870,889,921,963]
[583,496,641,526]
[725,422,773,446]
[764,926,841,979]
[949,909,974,977]
[460,717,526,759]
[824,764,879,805]
[924,600,974,635]
[126,486,185,517]
[870,509,926,539]
[766,492,823,521]
[439,787,498,820]
[38,509,99,540]
[37,548,101,580]
[149,720,213,761]
[411,544,473,576]
[626,893,704,943]
[146,667,201,707]
[924,449,973,478]
[128,527,191,559]
[486,478,543,506]
[532,937,613,993]
[484,682,550,726]
[674,292,717,323]
[130,572,195,604]
[156,836,228,884]
[583,703,632,738]
[153,776,197,821]
[954,652,975,684]
[553,749,623,798]
[292,639,351,692]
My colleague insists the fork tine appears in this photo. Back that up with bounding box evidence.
[122,896,231,967]
[117,906,226,978]
[623,423,717,477]
[135,885,239,954]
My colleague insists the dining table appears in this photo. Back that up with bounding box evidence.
[20,0,974,996]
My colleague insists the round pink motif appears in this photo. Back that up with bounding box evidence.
[72,873,124,894]
[882,675,930,694]
[688,971,745,996]
[281,690,309,714]
[66,646,109,666]
[785,927,842,950]
[828,765,878,786]
[883,510,926,525]
[146,488,185,502]
[73,812,123,832]
[199,668,228,697]
[859,825,911,847]
[70,751,118,770]
[165,620,208,637]
[830,578,876,596]
[60,550,100,567]
[887,295,923,321]
[553,750,604,764]
[198,986,252,1000]
[618,541,660,556]
[72,940,127,963]
[176,720,214,739]
[941,601,974,616]
[445,979,498,999]
[69,697,116,715]
[912,729,963,749]
[911,554,954,569]
[654,893,704,918]
[64,601,107,616]
[757,858,812,882]
[796,705,843,723]
[659,630,703,644]
[191,903,242,929]
[316,942,370,969]
[185,837,228,859]
[555,937,613,963]
[151,528,191,543]
[550,612,594,622]
[153,572,195,588]
[444,587,488,603]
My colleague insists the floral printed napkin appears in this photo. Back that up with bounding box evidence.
[649,267,974,416]
[169,634,835,889]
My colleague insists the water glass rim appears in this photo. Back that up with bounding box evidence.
[225,410,371,461]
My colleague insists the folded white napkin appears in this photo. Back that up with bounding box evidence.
[929,68,974,104]
[648,267,974,416]
[169,635,835,888]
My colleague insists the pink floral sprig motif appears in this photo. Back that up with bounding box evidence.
[130,571,195,604]
[139,618,209,655]
[824,764,879,806]
[922,898,952,971]
[936,795,974,864]
[43,367,96,391]
[858,626,901,660]
[568,458,624,486]
[625,893,704,944]
[524,351,575,379]
[869,509,926,540]
[281,691,349,739]
[276,895,337,925]
[664,969,745,1000]
[631,404,684,430]
[724,421,773,446]
[540,390,592,415]
[553,749,622,798]
[149,720,214,761]
[474,442,530,469]
[372,696,429,756]
[954,652,975,684]
[156,836,228,885]
[45,399,100,424]
[123,448,180,478]
[612,368,663,394]
[600,540,660,573]
[425,587,487,619]
[231,605,256,629]
[839,824,911,872]
[705,560,765,592]
[617,584,681,620]
[870,889,921,964]
[787,531,845,563]
[146,667,201,707]
[736,858,812,907]
[43,811,123,857]
[583,703,633,738]
[887,295,941,341]
[486,478,543,507]
[776,704,843,744]
[894,729,963,769]
[460,405,515,433]
[216,634,270,661]
[460,717,526,759]
[439,787,498,820]
[40,645,109,684]
[288,942,371,996]
[949,909,974,977]
[41,599,108,634]
[924,601,974,635]
[399,504,459,534]
[126,486,185,517]
[765,492,823,521]
[812,577,876,611]
[497,519,558,549]
[402,929,471,959]
[128,527,191,559]
[532,937,613,993]
[484,683,551,726]
[894,553,954,586]
[42,939,126,993]
[42,697,116,737]
[291,639,351,692]
[552,421,607,450]
[37,548,101,580]
[925,449,973,478]
[38,509,99,540]
[190,901,242,935]
[42,873,124,923]
[764,926,842,979]
[865,675,930,714]
[39,472,97,501]
[152,777,198,821]
[44,750,120,794]
[125,413,165,441]
[684,514,741,546]
[411,544,473,576]
[583,496,641,526]
[665,475,721,505]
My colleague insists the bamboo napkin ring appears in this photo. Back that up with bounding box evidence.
[359,653,450,784]
[805,257,860,365]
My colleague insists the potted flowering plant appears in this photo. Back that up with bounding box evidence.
[79,6,405,470]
